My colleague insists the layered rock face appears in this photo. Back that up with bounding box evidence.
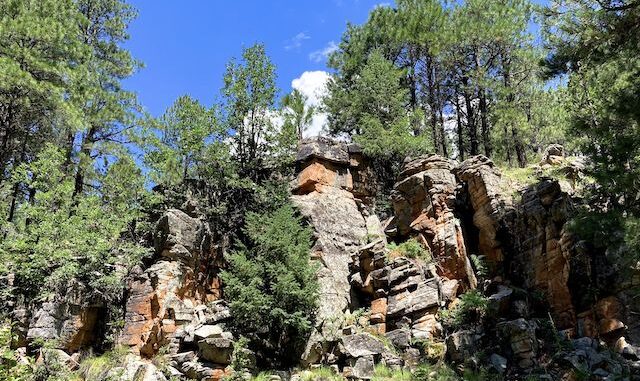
[387,155,476,288]
[9,139,640,380]
[291,138,383,364]
[24,282,102,352]
[118,209,237,380]
[350,240,442,340]
[120,209,218,355]
[295,143,639,378]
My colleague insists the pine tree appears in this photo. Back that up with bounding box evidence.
[220,205,318,367]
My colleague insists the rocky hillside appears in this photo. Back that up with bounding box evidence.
[6,138,640,381]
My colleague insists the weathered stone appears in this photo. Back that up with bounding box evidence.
[120,208,218,357]
[446,330,477,362]
[386,329,411,349]
[370,298,387,324]
[497,319,538,368]
[194,325,224,339]
[541,144,565,166]
[488,286,513,316]
[456,156,507,267]
[507,180,577,330]
[27,281,101,351]
[411,313,441,340]
[387,279,439,318]
[349,355,375,380]
[296,137,350,165]
[198,337,234,364]
[490,353,508,374]
[390,155,477,288]
[440,279,460,302]
[341,333,388,358]
[154,209,208,266]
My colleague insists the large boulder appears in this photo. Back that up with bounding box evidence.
[341,333,388,358]
[198,337,234,365]
[497,319,538,368]
[456,155,508,269]
[26,281,101,351]
[389,155,477,287]
[120,209,219,356]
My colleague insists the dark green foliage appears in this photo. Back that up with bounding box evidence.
[326,0,571,168]
[441,290,488,329]
[0,145,150,302]
[0,322,33,380]
[221,205,319,367]
[544,0,640,269]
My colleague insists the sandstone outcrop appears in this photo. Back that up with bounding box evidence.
[26,281,101,352]
[456,155,509,269]
[9,140,640,380]
[120,208,219,356]
[388,155,476,288]
[291,138,382,365]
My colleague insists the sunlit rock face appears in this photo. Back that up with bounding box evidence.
[120,209,224,357]
[291,138,382,365]
[388,155,477,288]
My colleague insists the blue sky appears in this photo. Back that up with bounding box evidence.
[123,0,386,120]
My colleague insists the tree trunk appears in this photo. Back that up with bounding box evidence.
[461,76,478,155]
[426,56,443,155]
[72,126,97,200]
[512,127,527,168]
[409,46,420,136]
[454,89,465,161]
[438,101,448,157]
[478,88,491,157]
[474,51,491,158]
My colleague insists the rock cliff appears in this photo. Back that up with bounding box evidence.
[8,138,640,380]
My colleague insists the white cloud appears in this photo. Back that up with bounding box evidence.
[291,71,331,138]
[308,41,339,63]
[285,32,310,51]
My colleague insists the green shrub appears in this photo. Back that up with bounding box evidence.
[371,364,412,381]
[300,366,345,381]
[387,239,431,262]
[0,322,34,381]
[220,204,319,367]
[77,346,128,381]
[442,290,488,328]
[414,362,460,381]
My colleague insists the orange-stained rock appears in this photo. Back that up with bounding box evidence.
[26,281,101,352]
[367,323,387,336]
[294,159,350,194]
[457,155,507,267]
[120,209,219,357]
[204,367,232,381]
[599,319,625,336]
[412,312,441,339]
[505,179,577,331]
[389,155,477,289]
[370,298,387,324]
[595,296,624,320]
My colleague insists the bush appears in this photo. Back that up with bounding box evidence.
[371,364,412,381]
[387,239,431,262]
[77,346,128,381]
[220,204,319,367]
[0,322,33,381]
[300,367,345,381]
[441,290,488,329]
[413,362,459,381]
